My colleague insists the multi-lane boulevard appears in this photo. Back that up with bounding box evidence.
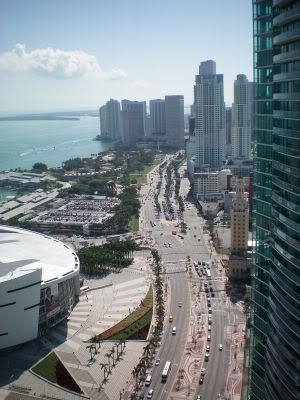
[138,155,243,400]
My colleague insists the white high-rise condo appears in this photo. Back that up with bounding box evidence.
[99,99,121,140]
[231,74,251,159]
[194,60,225,169]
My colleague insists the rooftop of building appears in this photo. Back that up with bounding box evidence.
[0,225,79,284]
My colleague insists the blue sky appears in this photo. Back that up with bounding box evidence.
[0,0,253,113]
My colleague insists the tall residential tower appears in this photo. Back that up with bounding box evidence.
[165,95,185,148]
[99,99,121,140]
[249,2,300,400]
[231,74,251,159]
[194,60,225,169]
[150,99,166,138]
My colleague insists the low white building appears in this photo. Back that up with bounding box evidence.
[192,169,231,201]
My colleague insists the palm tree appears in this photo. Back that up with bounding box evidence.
[86,344,95,361]
[114,342,121,361]
[100,363,108,382]
[110,347,116,367]
[105,352,112,374]
[131,366,140,388]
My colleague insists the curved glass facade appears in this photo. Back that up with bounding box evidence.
[250,1,300,400]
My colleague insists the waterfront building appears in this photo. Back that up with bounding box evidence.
[194,60,225,169]
[165,95,185,148]
[121,110,141,147]
[121,100,146,140]
[99,99,121,140]
[231,74,251,159]
[99,105,108,136]
[249,2,300,400]
[150,99,166,138]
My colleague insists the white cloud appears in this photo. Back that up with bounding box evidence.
[0,43,127,80]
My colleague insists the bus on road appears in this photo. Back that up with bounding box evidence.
[161,361,171,382]
[206,270,211,279]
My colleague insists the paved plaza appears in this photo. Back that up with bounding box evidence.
[0,253,151,400]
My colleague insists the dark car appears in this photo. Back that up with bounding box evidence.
[199,377,204,385]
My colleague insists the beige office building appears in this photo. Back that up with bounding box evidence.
[230,178,249,255]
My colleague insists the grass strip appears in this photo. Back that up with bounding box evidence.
[32,352,58,384]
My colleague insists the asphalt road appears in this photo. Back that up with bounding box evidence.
[140,157,235,400]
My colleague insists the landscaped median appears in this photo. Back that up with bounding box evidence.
[90,286,153,341]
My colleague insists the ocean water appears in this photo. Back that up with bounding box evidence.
[0,116,111,171]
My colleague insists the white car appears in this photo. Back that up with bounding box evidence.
[208,325,212,331]
[208,307,212,314]
[207,335,211,341]
[219,344,223,351]
[201,368,206,376]
[206,345,210,352]
[147,389,154,399]
[155,359,160,366]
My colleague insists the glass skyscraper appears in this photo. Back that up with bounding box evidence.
[250,1,300,400]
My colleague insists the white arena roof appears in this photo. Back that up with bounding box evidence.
[0,225,79,284]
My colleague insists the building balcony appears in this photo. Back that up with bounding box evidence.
[273,109,300,119]
[273,3,300,27]
[273,225,300,253]
[268,311,300,352]
[273,28,300,46]
[273,91,300,100]
[273,0,296,8]
[273,71,300,82]
[269,281,300,322]
[273,49,300,64]
[265,348,297,400]
[273,126,299,139]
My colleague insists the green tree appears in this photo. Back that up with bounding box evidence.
[32,162,48,172]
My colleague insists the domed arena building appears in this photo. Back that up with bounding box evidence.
[0,225,80,350]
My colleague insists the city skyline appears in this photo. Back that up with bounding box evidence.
[0,0,252,114]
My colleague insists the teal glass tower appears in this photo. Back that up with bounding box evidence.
[250,1,300,400]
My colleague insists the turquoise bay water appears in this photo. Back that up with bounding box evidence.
[0,116,111,171]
